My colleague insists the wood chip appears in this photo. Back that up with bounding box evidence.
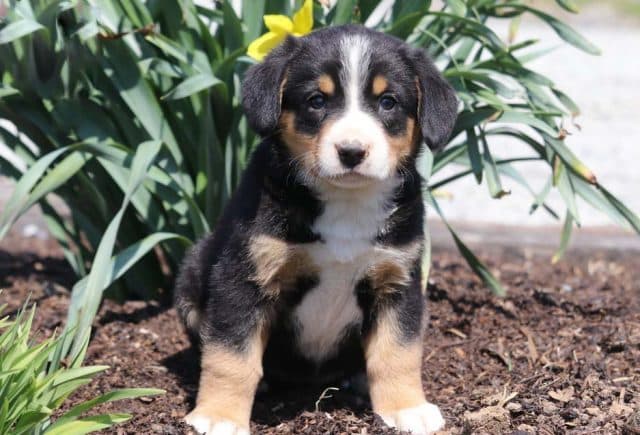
[548,386,575,403]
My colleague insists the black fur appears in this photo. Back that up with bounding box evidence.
[242,36,300,136]
[241,25,458,149]
[402,47,458,150]
[175,24,456,383]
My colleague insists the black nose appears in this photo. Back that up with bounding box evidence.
[336,142,366,169]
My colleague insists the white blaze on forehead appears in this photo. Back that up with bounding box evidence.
[315,35,393,180]
[340,35,371,111]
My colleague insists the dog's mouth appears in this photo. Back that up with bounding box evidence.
[324,171,378,189]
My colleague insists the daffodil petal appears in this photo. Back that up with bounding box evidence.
[247,31,286,61]
[264,14,294,34]
[292,0,313,34]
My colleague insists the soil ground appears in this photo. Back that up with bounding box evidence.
[1,232,639,434]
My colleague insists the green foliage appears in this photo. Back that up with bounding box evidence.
[0,296,163,435]
[0,0,638,363]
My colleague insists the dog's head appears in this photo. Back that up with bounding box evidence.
[242,25,458,189]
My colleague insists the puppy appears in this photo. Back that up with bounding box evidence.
[175,24,457,435]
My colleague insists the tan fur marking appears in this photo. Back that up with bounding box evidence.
[387,117,418,165]
[249,234,316,298]
[369,242,421,293]
[280,111,337,176]
[318,74,335,95]
[372,75,388,96]
[364,310,426,414]
[370,261,410,293]
[280,111,315,160]
[415,77,422,120]
[279,75,288,108]
[191,328,267,429]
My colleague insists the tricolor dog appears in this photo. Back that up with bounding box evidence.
[175,24,458,435]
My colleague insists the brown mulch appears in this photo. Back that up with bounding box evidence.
[1,233,639,434]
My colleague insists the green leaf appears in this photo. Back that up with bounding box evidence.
[0,20,44,44]
[45,413,132,435]
[597,185,640,233]
[162,73,222,100]
[556,0,579,13]
[552,88,580,116]
[432,144,467,174]
[421,220,432,291]
[102,41,183,167]
[385,11,426,40]
[480,132,509,198]
[222,0,244,53]
[542,134,596,183]
[418,147,435,181]
[445,0,467,16]
[0,146,73,239]
[555,162,581,224]
[51,366,110,388]
[49,388,164,430]
[64,140,162,359]
[359,0,382,22]
[498,111,558,137]
[68,232,191,317]
[572,177,626,227]
[552,212,574,264]
[242,0,266,43]
[426,191,506,297]
[162,74,223,100]
[466,129,482,184]
[449,226,506,297]
[521,6,600,55]
[451,107,498,139]
[331,0,357,25]
[0,84,20,98]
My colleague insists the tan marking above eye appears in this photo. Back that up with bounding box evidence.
[372,75,389,96]
[318,74,335,95]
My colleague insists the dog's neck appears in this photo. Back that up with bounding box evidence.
[309,176,400,263]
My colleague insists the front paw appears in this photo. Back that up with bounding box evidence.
[378,402,445,435]
[185,410,250,435]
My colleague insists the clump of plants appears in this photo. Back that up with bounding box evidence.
[0,295,163,434]
[0,0,637,364]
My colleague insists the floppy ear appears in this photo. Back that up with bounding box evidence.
[405,48,458,150]
[241,36,300,137]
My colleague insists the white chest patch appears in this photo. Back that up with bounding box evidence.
[293,179,399,363]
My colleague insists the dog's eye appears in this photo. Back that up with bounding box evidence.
[308,94,326,110]
[379,95,396,111]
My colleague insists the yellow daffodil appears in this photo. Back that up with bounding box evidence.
[247,0,313,61]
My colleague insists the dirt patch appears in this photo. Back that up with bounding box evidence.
[1,235,639,434]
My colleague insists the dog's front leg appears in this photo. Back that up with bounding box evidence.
[185,328,266,435]
[364,307,445,435]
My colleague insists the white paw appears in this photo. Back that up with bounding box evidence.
[379,402,445,435]
[184,412,250,435]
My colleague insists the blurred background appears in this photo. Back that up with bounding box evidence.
[438,1,640,224]
[428,0,640,249]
